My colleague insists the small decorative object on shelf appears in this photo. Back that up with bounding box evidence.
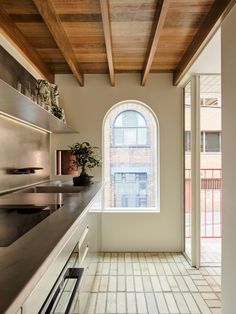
[35,79,51,107]
[25,81,31,98]
[50,83,60,107]
[34,79,66,122]
[17,81,22,93]
[69,142,101,186]
[52,106,65,120]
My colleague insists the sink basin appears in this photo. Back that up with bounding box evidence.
[21,185,85,193]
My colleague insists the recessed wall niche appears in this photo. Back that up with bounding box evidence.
[56,150,78,175]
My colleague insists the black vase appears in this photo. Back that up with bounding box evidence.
[73,175,93,186]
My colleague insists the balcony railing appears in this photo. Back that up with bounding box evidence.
[185,169,222,239]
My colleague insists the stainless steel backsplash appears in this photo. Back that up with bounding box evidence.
[0,115,50,193]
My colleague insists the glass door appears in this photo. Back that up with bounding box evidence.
[183,75,222,268]
[200,75,222,266]
[184,81,192,261]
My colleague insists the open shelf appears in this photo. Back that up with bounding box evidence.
[0,79,77,133]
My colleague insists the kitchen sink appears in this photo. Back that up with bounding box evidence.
[21,185,85,193]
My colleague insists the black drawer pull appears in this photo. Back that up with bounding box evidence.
[39,267,84,314]
[64,268,84,314]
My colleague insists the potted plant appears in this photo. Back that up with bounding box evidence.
[69,142,101,186]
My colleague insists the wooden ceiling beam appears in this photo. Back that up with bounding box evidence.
[33,0,84,86]
[0,7,54,83]
[141,0,170,86]
[100,0,115,86]
[173,0,236,86]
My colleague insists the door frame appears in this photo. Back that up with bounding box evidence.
[183,75,201,268]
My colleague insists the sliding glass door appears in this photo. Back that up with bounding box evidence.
[200,75,222,266]
[183,75,222,267]
[184,81,192,261]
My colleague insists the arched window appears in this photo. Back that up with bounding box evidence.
[103,100,159,211]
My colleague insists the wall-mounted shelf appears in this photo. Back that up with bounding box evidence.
[0,79,77,133]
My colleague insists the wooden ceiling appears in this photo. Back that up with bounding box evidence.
[0,0,235,86]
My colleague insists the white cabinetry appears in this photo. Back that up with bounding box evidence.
[71,212,101,314]
[21,208,101,314]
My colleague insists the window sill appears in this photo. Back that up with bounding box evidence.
[101,207,160,213]
[111,145,150,148]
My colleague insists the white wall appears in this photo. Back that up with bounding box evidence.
[221,5,236,313]
[52,73,182,251]
[180,30,221,86]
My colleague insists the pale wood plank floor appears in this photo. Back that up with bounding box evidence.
[85,253,221,314]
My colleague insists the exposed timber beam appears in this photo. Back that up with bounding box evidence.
[0,7,54,82]
[33,0,84,86]
[100,0,115,86]
[173,0,236,86]
[141,0,170,86]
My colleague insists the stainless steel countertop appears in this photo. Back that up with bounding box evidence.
[0,180,102,314]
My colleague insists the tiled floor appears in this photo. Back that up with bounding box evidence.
[85,253,221,314]
[201,238,221,266]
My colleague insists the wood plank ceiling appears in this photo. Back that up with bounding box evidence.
[0,0,235,86]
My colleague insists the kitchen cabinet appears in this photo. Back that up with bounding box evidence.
[0,79,77,133]
[21,192,102,314]
[71,212,101,314]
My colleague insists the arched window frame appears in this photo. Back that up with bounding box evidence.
[103,100,160,212]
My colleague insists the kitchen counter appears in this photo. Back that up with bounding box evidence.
[0,181,102,314]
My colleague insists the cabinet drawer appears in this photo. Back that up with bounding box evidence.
[76,213,90,241]
[78,225,89,250]
[22,221,85,314]
[80,243,89,268]
[78,223,89,266]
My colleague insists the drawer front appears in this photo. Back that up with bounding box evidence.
[76,212,90,241]
[22,214,89,314]
[78,224,89,251]
[70,267,93,314]
[80,244,89,268]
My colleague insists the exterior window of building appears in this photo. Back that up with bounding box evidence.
[186,131,221,153]
[114,172,147,207]
[201,131,221,152]
[185,131,191,152]
[103,100,159,211]
[200,97,219,107]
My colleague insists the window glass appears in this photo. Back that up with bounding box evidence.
[123,111,137,127]
[114,128,123,145]
[114,114,122,126]
[114,173,147,208]
[124,129,136,145]
[185,131,191,152]
[138,114,146,126]
[113,110,147,146]
[138,128,147,145]
[201,132,204,152]
[205,132,220,152]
